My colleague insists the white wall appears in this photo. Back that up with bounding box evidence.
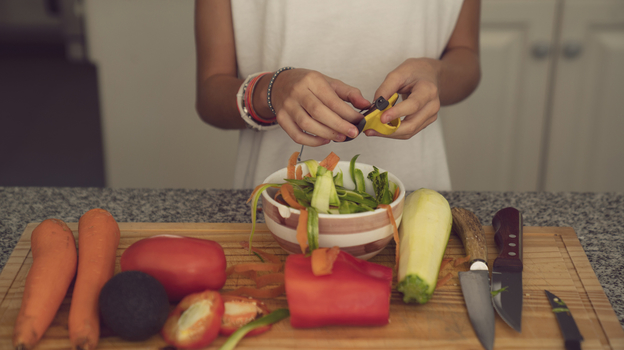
[84,0,239,189]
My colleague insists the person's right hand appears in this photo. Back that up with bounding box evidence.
[267,69,371,146]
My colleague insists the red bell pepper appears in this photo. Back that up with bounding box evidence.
[220,295,272,337]
[284,250,393,328]
[161,290,224,349]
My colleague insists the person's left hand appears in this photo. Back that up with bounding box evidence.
[366,58,442,139]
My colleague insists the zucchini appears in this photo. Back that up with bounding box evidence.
[396,188,452,304]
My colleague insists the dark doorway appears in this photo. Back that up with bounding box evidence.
[0,43,105,187]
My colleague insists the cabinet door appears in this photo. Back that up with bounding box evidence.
[544,0,624,192]
[440,0,557,191]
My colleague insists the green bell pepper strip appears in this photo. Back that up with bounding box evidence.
[284,178,310,187]
[218,308,290,350]
[349,154,359,184]
[349,154,366,193]
[336,188,378,208]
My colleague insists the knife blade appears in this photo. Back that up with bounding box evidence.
[452,207,495,350]
[491,207,523,332]
[545,290,584,350]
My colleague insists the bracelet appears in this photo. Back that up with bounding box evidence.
[236,72,280,131]
[245,72,275,123]
[267,66,295,117]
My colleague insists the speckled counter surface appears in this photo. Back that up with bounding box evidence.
[1,187,622,328]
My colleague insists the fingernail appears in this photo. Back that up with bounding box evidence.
[334,134,346,142]
[349,127,359,138]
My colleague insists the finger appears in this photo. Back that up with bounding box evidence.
[379,80,438,124]
[310,83,365,129]
[299,90,360,140]
[391,100,441,139]
[277,109,331,147]
[329,79,371,110]
[279,100,345,143]
[374,70,406,104]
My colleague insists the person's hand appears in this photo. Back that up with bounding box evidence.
[367,58,442,139]
[269,69,371,146]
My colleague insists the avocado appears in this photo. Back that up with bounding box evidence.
[99,270,170,341]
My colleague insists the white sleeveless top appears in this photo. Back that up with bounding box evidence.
[230,0,463,191]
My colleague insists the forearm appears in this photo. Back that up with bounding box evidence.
[196,74,246,129]
[435,46,481,106]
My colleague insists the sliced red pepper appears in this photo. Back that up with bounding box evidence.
[220,295,272,337]
[284,250,393,328]
[161,290,224,349]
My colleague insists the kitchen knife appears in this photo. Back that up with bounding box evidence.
[452,207,495,350]
[491,207,523,332]
[545,290,584,350]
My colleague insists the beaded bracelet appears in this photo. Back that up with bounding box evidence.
[236,72,279,131]
[267,66,295,117]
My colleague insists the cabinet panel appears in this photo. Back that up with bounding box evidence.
[441,0,557,191]
[544,0,624,192]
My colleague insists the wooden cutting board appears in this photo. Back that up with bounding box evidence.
[0,223,622,350]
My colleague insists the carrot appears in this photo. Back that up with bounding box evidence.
[255,273,285,288]
[68,209,120,350]
[454,255,471,267]
[311,246,340,276]
[436,273,453,288]
[273,187,282,202]
[440,258,453,272]
[13,219,77,350]
[233,262,282,273]
[280,183,306,210]
[318,151,340,171]
[238,242,282,265]
[247,183,269,203]
[378,204,400,267]
[393,186,400,202]
[296,165,303,180]
[296,208,309,254]
[287,151,299,179]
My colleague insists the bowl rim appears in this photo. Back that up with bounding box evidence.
[260,160,406,219]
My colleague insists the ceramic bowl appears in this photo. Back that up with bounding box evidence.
[261,161,405,260]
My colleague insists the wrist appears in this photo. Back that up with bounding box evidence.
[419,58,443,85]
[252,74,273,119]
[236,72,279,131]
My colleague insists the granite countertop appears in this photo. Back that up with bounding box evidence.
[1,187,622,329]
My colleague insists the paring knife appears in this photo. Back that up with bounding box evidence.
[491,207,523,332]
[452,207,495,350]
[545,290,584,350]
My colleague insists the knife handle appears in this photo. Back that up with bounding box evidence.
[451,207,487,264]
[492,207,523,272]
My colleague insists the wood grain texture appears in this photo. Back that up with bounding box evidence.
[0,223,623,350]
